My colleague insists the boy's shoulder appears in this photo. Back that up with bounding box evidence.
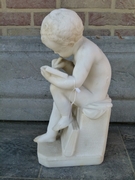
[76,37,99,56]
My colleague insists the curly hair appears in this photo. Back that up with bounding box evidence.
[40,9,84,46]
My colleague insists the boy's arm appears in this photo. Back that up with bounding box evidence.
[52,57,74,75]
[43,51,94,90]
[63,60,74,75]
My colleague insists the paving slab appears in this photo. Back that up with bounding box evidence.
[0,122,47,178]
[39,125,135,180]
[0,122,135,180]
[118,124,135,172]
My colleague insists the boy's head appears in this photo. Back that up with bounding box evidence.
[40,9,84,47]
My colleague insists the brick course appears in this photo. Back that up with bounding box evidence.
[115,0,135,9]
[115,29,135,36]
[6,0,56,9]
[89,12,135,26]
[0,0,135,36]
[84,29,111,36]
[61,0,111,8]
[0,13,31,26]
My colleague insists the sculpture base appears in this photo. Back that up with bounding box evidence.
[37,140,104,167]
[37,107,111,167]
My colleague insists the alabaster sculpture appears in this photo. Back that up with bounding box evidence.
[34,8,112,167]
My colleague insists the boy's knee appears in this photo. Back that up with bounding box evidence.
[50,84,60,94]
[50,84,56,93]
[50,84,68,96]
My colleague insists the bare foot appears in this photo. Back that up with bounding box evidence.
[53,116,72,131]
[33,133,56,143]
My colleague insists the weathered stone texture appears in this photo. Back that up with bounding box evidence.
[0,13,31,26]
[0,37,135,122]
[61,0,111,8]
[1,98,135,122]
[107,53,135,99]
[6,0,56,8]
[111,100,135,122]
[89,13,135,26]
[0,98,53,121]
[0,51,56,98]
[115,0,135,9]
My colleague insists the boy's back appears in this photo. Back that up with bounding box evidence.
[73,36,111,103]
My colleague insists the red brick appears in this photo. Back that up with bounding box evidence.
[115,0,135,9]
[61,0,111,8]
[6,0,56,9]
[0,13,30,26]
[34,13,49,26]
[84,29,111,36]
[76,12,85,25]
[115,29,135,36]
[89,12,135,26]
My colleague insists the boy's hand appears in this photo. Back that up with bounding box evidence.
[52,57,65,69]
[40,66,51,80]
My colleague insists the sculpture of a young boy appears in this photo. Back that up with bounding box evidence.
[34,9,112,143]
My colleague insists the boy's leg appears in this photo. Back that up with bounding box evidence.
[34,102,61,142]
[50,84,72,116]
[50,84,73,131]
[50,84,96,131]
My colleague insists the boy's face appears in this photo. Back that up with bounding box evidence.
[41,35,73,58]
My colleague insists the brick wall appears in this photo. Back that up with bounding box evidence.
[0,0,135,36]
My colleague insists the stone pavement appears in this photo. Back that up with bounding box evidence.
[0,122,135,180]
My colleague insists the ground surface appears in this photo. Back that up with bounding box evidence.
[0,122,135,180]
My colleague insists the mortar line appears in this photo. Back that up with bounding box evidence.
[4,8,55,13]
[2,27,7,36]
[1,0,6,11]
[2,8,135,13]
[87,25,135,29]
[4,25,134,30]
[111,27,114,36]
[118,127,135,177]
[84,12,88,28]
[111,0,116,11]
[31,12,34,27]
[4,26,40,29]
[56,0,61,8]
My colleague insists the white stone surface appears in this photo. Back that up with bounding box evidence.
[34,8,112,167]
[37,107,111,167]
